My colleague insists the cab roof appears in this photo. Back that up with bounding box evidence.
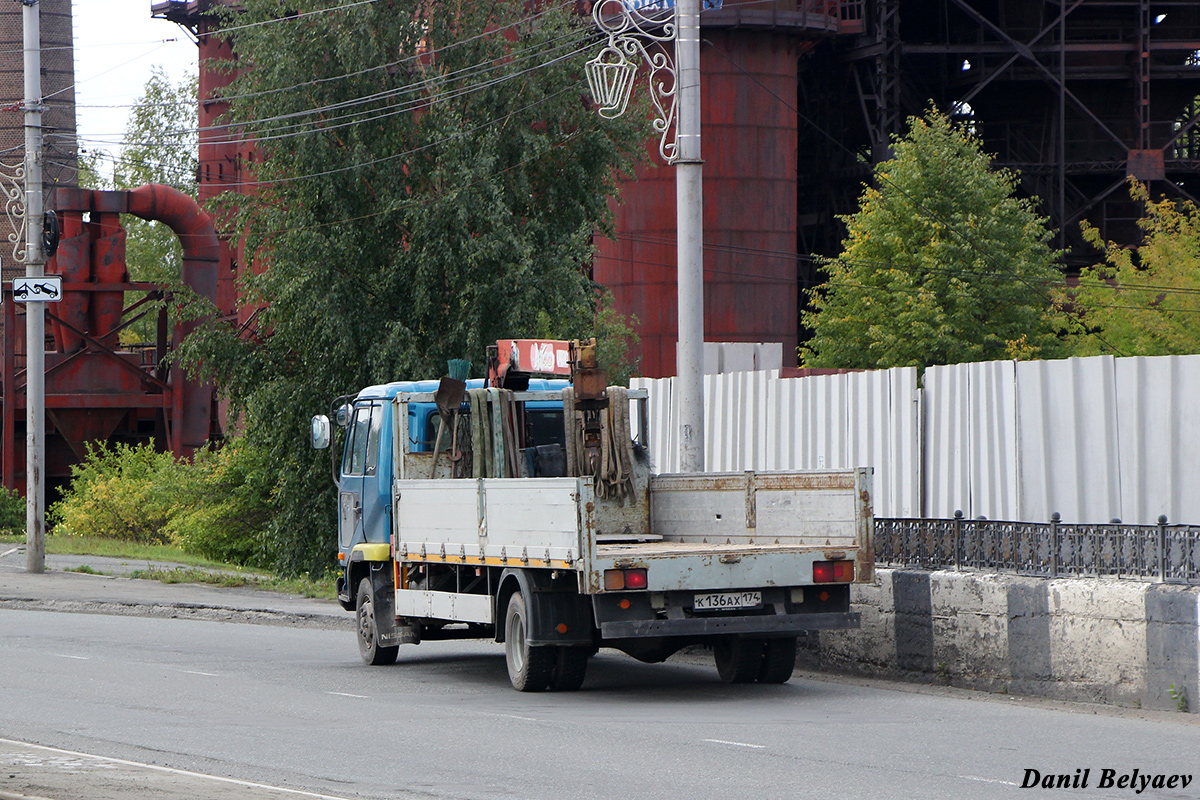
[355,377,570,401]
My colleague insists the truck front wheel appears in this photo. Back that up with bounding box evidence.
[357,577,399,666]
[714,637,764,683]
[504,592,554,692]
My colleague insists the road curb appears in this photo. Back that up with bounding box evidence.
[0,596,352,630]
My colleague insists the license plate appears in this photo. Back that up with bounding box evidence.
[693,591,762,611]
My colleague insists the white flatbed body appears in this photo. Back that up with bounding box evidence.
[393,465,872,624]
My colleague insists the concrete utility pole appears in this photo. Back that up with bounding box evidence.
[587,0,706,473]
[23,0,46,573]
[673,0,704,473]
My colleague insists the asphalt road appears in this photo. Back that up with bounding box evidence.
[2,608,1199,800]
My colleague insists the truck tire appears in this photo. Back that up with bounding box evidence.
[504,592,554,692]
[757,637,797,684]
[714,637,764,683]
[548,646,589,692]
[357,577,399,666]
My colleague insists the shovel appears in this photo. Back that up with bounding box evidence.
[429,366,469,478]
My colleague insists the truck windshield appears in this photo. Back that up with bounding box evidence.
[342,403,382,476]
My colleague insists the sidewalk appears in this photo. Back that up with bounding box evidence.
[0,544,351,630]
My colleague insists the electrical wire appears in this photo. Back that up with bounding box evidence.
[187,0,581,108]
[614,231,1200,300]
[43,41,177,102]
[67,37,590,150]
[55,80,591,192]
[190,0,385,39]
[0,38,184,56]
[52,29,600,184]
[66,17,594,145]
[74,0,580,115]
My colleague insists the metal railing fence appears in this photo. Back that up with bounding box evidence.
[875,512,1200,585]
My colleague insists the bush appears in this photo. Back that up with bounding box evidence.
[49,439,274,561]
[50,442,180,543]
[0,487,23,534]
[167,441,273,566]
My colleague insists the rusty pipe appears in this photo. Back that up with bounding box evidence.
[125,184,220,453]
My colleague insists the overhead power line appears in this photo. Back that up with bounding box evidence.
[55,80,590,191]
[64,6,592,145]
[614,231,1200,300]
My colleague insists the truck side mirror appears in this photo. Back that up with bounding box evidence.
[311,414,331,450]
[335,404,352,427]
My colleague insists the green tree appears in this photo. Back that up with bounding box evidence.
[800,109,1062,370]
[181,0,645,576]
[1057,180,1200,356]
[113,67,199,289]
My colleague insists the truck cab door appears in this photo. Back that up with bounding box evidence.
[359,401,389,543]
[339,402,382,552]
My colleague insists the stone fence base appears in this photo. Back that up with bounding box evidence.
[799,568,1199,713]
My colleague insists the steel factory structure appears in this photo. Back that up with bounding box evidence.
[0,0,1197,488]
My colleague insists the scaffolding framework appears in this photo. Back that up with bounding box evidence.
[800,0,1200,269]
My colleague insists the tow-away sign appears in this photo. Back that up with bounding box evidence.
[12,276,63,302]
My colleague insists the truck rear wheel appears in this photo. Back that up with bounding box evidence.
[757,637,797,684]
[357,577,399,666]
[504,592,554,691]
[714,637,764,683]
[549,646,589,692]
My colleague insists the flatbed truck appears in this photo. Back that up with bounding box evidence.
[312,362,872,691]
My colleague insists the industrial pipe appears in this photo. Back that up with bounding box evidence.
[126,184,221,453]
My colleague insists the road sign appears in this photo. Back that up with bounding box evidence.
[12,276,62,302]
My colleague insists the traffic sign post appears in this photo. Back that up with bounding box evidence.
[22,0,47,574]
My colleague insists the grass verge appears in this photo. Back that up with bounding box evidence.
[0,534,336,601]
[128,567,335,599]
[2,533,228,568]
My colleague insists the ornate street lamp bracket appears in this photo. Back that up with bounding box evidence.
[586,0,680,163]
[0,161,28,265]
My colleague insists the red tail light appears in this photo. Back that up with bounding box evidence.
[603,568,649,590]
[624,568,648,589]
[813,560,854,583]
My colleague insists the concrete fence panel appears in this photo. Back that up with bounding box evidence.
[1114,355,1200,526]
[1016,357,1122,524]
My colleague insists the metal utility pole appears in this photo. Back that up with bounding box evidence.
[22,0,46,573]
[586,0,706,473]
[673,0,704,473]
